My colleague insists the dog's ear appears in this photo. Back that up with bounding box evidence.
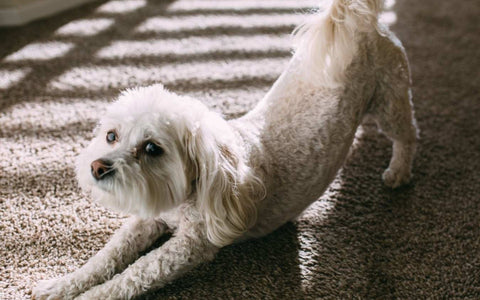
[184,123,261,247]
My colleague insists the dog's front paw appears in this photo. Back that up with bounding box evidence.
[382,167,411,188]
[32,279,62,300]
[32,277,77,300]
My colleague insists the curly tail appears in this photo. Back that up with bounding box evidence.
[293,0,383,86]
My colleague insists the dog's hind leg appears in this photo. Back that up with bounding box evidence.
[368,45,419,188]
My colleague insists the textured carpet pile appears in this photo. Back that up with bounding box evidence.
[1,0,479,299]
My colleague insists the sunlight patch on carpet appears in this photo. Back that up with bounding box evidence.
[384,0,396,9]
[380,0,397,25]
[48,58,287,91]
[96,34,291,58]
[136,14,304,33]
[0,99,105,131]
[379,11,397,26]
[166,0,318,12]
[3,42,75,62]
[55,18,115,36]
[0,68,30,89]
[297,186,337,291]
[96,0,147,14]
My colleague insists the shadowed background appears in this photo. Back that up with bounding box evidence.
[0,0,479,299]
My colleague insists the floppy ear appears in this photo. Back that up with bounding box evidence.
[185,122,262,247]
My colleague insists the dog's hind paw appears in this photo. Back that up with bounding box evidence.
[382,167,411,188]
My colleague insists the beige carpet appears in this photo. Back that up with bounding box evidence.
[1,0,479,299]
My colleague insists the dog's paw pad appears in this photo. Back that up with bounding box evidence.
[382,168,411,188]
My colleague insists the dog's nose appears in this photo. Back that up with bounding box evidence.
[91,159,114,180]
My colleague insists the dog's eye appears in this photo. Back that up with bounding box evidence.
[106,130,117,144]
[145,142,163,156]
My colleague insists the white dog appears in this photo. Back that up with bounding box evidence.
[33,0,418,298]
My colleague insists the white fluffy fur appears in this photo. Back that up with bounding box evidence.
[293,0,383,86]
[33,0,418,299]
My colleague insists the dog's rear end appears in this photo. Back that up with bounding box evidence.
[238,0,418,239]
[292,0,418,188]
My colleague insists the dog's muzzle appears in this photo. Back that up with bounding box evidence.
[91,159,115,180]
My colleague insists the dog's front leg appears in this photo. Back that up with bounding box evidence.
[75,222,218,300]
[32,217,168,300]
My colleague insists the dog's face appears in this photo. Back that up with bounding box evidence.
[76,84,262,246]
[76,84,206,217]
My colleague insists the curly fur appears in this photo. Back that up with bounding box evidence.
[33,0,418,299]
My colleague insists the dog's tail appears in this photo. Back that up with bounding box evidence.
[293,0,383,86]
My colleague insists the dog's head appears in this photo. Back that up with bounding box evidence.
[76,84,263,246]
